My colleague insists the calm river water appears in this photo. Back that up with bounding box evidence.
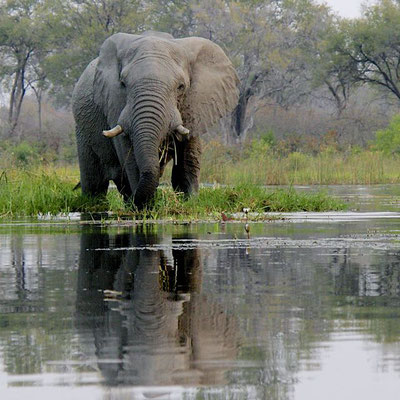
[1,185,400,399]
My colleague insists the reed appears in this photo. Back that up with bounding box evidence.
[198,144,400,185]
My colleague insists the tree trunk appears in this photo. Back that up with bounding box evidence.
[231,74,259,141]
[8,57,28,137]
[38,95,42,135]
[231,87,252,141]
[32,86,43,135]
[325,79,347,117]
[8,70,20,129]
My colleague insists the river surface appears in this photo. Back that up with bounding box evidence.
[1,185,400,399]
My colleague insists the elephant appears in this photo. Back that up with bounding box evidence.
[72,31,239,209]
[75,228,238,386]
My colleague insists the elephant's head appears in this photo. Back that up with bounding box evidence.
[93,32,238,208]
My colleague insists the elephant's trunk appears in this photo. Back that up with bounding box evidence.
[132,135,160,209]
[126,83,168,209]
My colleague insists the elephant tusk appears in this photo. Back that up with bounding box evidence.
[175,125,190,136]
[103,125,124,138]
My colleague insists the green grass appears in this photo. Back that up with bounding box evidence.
[144,185,344,220]
[0,167,345,220]
[0,167,99,217]
[196,141,400,185]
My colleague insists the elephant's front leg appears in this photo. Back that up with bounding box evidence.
[76,129,110,198]
[171,136,201,196]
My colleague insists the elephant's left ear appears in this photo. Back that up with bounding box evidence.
[177,37,239,135]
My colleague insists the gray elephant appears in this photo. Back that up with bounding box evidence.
[72,31,239,209]
[75,229,238,386]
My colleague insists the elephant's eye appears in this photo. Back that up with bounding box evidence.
[177,83,185,92]
[120,80,126,88]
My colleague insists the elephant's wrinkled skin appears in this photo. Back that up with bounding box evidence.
[72,31,239,208]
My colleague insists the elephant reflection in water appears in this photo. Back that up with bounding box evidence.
[75,228,237,386]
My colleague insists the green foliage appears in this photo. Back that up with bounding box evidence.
[1,0,400,155]
[331,0,400,102]
[374,114,400,154]
[259,130,276,147]
[0,0,341,114]
[44,0,148,104]
[0,0,68,132]
[0,167,345,219]
[147,184,345,218]
[0,168,96,217]
[0,138,76,168]
[247,138,271,159]
[10,142,39,166]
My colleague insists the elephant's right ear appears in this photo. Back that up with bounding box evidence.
[177,37,239,136]
[93,33,141,127]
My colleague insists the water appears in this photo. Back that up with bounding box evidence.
[1,186,400,399]
[287,184,400,212]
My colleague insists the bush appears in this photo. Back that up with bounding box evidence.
[259,129,276,147]
[374,114,400,154]
[10,142,40,166]
[246,138,271,159]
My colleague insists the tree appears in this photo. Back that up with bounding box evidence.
[150,0,195,37]
[184,0,338,140]
[333,0,400,103]
[1,0,383,146]
[43,0,148,106]
[306,14,357,116]
[0,0,42,135]
[0,0,71,136]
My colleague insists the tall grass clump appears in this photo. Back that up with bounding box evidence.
[0,167,107,217]
[0,167,345,219]
[141,184,345,220]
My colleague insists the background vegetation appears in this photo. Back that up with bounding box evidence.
[1,0,400,184]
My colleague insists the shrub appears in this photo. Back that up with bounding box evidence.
[374,114,400,154]
[10,142,39,166]
[247,138,271,159]
[259,129,276,147]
